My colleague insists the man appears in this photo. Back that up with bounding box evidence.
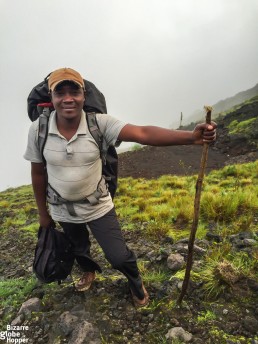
[24,67,216,307]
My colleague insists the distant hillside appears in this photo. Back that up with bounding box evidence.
[187,83,258,124]
[182,95,258,159]
[214,83,258,114]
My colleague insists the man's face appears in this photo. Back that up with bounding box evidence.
[51,81,85,120]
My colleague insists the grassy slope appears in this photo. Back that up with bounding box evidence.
[216,95,258,148]
[0,161,257,342]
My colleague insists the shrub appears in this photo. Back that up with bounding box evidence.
[228,117,257,137]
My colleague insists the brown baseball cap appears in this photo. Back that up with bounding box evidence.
[48,68,84,91]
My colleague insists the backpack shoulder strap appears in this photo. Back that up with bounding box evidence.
[86,112,107,164]
[38,106,51,165]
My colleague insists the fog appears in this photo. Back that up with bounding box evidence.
[0,0,258,191]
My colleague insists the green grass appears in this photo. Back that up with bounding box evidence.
[198,244,257,299]
[197,309,216,324]
[0,277,38,327]
[138,260,170,283]
[228,117,258,144]
[113,161,258,303]
[115,161,258,241]
[1,161,257,248]
[130,143,144,151]
[0,277,37,307]
[228,117,257,135]
[0,161,257,307]
[209,327,256,344]
[171,242,257,300]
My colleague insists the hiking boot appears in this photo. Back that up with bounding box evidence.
[131,284,149,308]
[75,271,96,291]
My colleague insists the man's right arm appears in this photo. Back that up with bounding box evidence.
[31,162,53,228]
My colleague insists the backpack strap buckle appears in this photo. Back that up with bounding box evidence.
[85,176,109,205]
[47,177,109,215]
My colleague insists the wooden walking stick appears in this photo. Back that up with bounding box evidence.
[177,106,212,304]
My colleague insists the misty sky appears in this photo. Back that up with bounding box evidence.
[0,0,258,191]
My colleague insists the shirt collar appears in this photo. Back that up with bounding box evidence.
[48,110,87,135]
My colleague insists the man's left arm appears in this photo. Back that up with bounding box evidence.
[117,123,217,146]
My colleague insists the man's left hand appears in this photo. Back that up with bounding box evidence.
[192,122,217,145]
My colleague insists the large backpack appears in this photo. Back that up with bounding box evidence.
[27,75,118,199]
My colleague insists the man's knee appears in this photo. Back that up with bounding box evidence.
[107,249,137,271]
[108,255,126,270]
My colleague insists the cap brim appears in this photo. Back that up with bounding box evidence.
[51,79,83,91]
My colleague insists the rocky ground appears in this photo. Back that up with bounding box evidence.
[1,224,258,344]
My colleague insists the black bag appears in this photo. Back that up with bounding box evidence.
[33,225,75,283]
[27,74,118,198]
